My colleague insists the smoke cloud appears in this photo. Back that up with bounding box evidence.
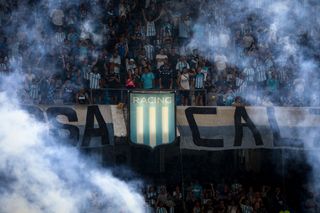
[0,0,146,212]
[186,0,320,208]
[188,0,320,105]
[0,92,145,212]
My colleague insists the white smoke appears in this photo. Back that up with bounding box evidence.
[0,0,146,212]
[186,0,320,208]
[0,90,146,213]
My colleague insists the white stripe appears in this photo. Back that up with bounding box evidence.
[149,107,156,147]
[137,106,144,144]
[162,106,169,144]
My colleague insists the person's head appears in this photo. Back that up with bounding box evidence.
[193,49,198,55]
[182,67,188,73]
[93,66,98,73]
[79,88,86,93]
[160,185,166,194]
[119,35,125,42]
[82,57,88,65]
[144,67,150,73]
[148,186,155,192]
[235,96,242,103]
[171,47,177,54]
[129,58,135,64]
[64,79,71,85]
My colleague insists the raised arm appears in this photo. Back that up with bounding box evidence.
[142,9,147,23]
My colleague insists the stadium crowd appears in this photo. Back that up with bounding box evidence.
[141,181,318,213]
[0,0,319,106]
[145,181,290,213]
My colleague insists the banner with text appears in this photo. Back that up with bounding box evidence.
[129,91,176,148]
[178,106,320,151]
[23,105,320,150]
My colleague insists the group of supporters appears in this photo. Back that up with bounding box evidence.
[142,180,317,213]
[0,0,319,106]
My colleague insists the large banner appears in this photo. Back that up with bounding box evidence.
[129,91,176,148]
[22,105,117,147]
[23,105,320,150]
[178,106,320,151]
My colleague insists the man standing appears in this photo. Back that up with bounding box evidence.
[89,67,102,104]
[194,67,205,106]
[159,59,173,89]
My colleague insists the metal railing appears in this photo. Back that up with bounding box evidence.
[89,88,208,106]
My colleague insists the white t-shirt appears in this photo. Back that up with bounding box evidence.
[110,55,121,74]
[156,54,168,69]
[180,73,190,90]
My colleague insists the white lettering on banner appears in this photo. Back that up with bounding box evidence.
[132,97,172,104]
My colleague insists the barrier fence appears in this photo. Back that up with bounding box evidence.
[89,88,208,106]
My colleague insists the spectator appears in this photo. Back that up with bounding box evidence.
[106,68,121,104]
[178,67,191,106]
[89,66,102,104]
[144,38,155,62]
[126,58,137,75]
[142,5,162,41]
[159,59,173,89]
[172,186,183,212]
[178,14,192,46]
[192,180,203,201]
[266,71,279,102]
[176,56,190,73]
[60,80,76,104]
[29,78,40,104]
[109,50,121,78]
[115,35,129,59]
[141,66,155,89]
[146,186,157,211]
[156,48,168,69]
[194,67,205,106]
[240,196,253,213]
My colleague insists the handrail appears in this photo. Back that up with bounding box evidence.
[89,88,208,106]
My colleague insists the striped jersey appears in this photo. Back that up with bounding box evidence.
[29,83,39,100]
[243,67,255,82]
[144,44,155,61]
[255,65,267,82]
[236,77,247,94]
[176,61,190,72]
[194,73,205,89]
[146,21,156,37]
[82,65,91,80]
[55,32,66,44]
[89,72,101,89]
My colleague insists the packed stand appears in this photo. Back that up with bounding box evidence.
[143,180,318,213]
[0,0,319,106]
